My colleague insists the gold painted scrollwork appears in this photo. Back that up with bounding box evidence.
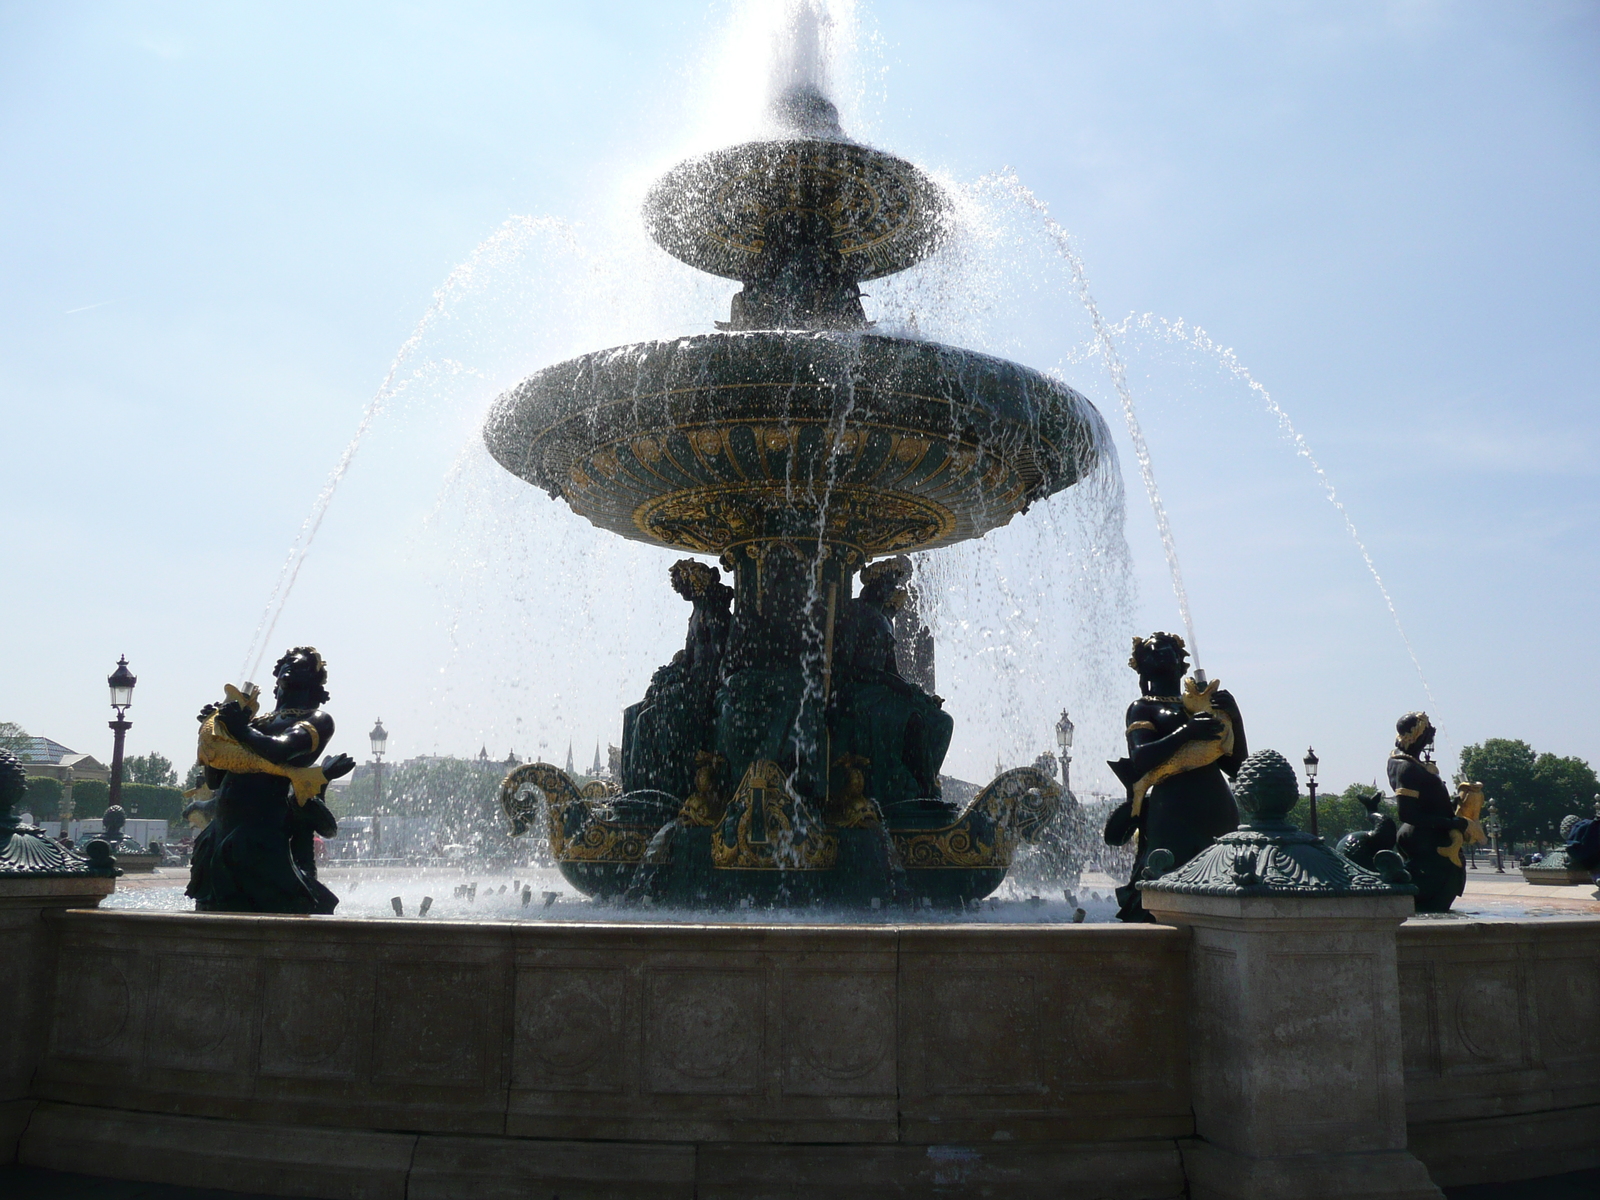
[711,760,838,870]
[890,766,1061,869]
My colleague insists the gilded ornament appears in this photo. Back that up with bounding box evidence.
[711,760,837,870]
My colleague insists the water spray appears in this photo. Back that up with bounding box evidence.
[987,171,1203,668]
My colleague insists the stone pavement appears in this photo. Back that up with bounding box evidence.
[4,1163,1598,1198]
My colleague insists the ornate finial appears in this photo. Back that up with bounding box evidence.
[1139,749,1415,898]
[0,749,118,878]
[1232,749,1300,826]
[0,749,27,834]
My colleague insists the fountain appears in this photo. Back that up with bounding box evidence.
[5,12,1597,1200]
[483,81,1109,906]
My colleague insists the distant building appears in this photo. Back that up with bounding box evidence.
[17,736,110,784]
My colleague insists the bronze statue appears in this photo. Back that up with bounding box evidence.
[185,647,354,914]
[1335,789,1399,870]
[100,803,127,847]
[620,560,733,799]
[1105,632,1247,922]
[1387,712,1479,913]
[829,557,953,806]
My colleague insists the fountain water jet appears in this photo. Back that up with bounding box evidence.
[484,64,1112,907]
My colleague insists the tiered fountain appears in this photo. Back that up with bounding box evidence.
[484,83,1110,906]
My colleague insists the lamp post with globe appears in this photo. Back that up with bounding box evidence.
[1303,746,1320,839]
[1054,710,1074,794]
[106,657,137,814]
[1485,805,1504,874]
[369,719,388,855]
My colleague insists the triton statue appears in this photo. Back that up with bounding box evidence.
[1105,632,1247,922]
[186,647,353,914]
[1387,712,1481,912]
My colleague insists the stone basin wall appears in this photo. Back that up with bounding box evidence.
[5,907,1598,1198]
[1398,918,1600,1189]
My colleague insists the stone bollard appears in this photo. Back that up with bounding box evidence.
[1140,750,1444,1200]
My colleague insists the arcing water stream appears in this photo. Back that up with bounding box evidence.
[987,172,1203,669]
[222,0,1440,861]
[1117,312,1438,712]
[237,215,575,686]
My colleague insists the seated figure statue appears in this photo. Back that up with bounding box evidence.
[1389,711,1478,913]
[621,560,733,799]
[186,647,355,914]
[828,557,953,807]
[1104,632,1246,922]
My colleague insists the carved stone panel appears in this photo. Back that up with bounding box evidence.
[514,966,627,1093]
[921,970,1042,1096]
[51,949,141,1062]
[147,954,256,1073]
[1398,961,1440,1079]
[1535,956,1600,1061]
[1061,966,1169,1085]
[780,968,896,1097]
[644,969,762,1095]
[373,963,493,1086]
[1446,963,1528,1069]
[258,958,367,1080]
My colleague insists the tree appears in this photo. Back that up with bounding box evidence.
[1456,739,1598,847]
[184,762,207,789]
[1531,753,1600,843]
[126,752,178,787]
[23,776,61,820]
[0,721,29,756]
[1457,740,1538,843]
[1288,783,1394,845]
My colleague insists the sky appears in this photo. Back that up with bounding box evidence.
[2,1,1596,799]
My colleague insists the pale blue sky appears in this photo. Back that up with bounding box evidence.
[2,2,1596,796]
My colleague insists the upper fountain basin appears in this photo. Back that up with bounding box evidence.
[644,139,948,282]
[483,330,1108,559]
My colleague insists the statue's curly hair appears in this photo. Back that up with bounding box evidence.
[859,556,912,607]
[1395,711,1432,752]
[273,646,330,705]
[1129,631,1188,673]
[669,559,727,601]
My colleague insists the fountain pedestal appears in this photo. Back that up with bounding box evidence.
[1140,750,1443,1200]
[0,748,120,1156]
[1141,891,1442,1200]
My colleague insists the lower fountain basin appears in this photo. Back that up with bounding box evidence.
[483,330,1109,558]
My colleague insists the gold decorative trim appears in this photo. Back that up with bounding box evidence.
[633,483,957,557]
[678,751,728,827]
[711,760,837,870]
[890,766,1060,869]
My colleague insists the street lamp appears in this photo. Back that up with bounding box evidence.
[369,719,388,855]
[1485,805,1504,873]
[106,656,137,814]
[1303,746,1320,838]
[1054,710,1075,793]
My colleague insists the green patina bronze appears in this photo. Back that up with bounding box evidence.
[486,85,1092,906]
[1138,750,1416,899]
[0,749,119,878]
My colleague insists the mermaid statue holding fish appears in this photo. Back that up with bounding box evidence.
[1104,631,1248,922]
[186,646,353,914]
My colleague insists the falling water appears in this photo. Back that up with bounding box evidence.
[1120,312,1438,710]
[237,215,573,685]
[986,171,1203,667]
